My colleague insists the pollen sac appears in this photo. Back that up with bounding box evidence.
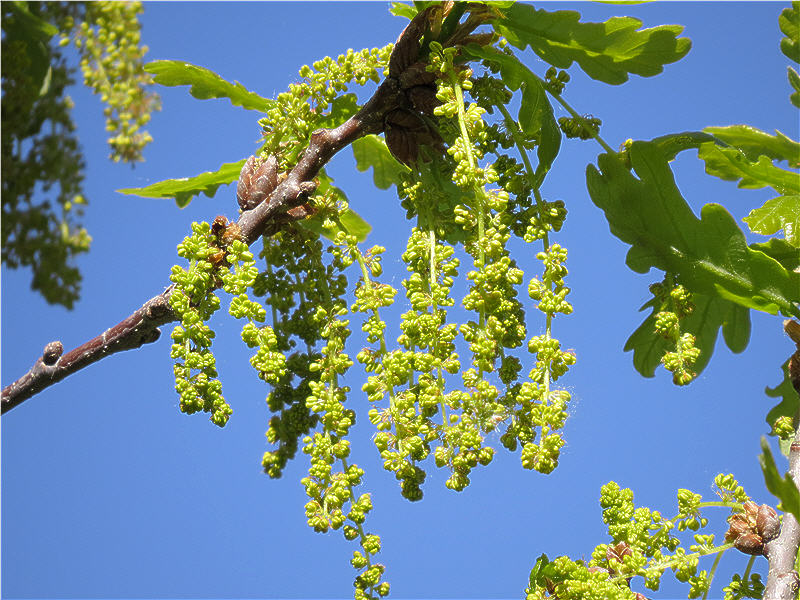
[237,154,279,211]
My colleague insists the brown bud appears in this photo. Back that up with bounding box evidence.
[211,215,228,239]
[286,204,316,221]
[42,341,63,365]
[606,541,633,565]
[389,7,432,78]
[756,504,780,542]
[733,532,764,556]
[399,61,436,90]
[237,155,279,211]
[220,222,243,247]
[407,85,439,116]
[725,514,752,543]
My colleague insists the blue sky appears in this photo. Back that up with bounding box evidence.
[2,2,798,598]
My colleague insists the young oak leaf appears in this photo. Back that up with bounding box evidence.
[703,125,800,167]
[145,60,275,112]
[697,143,800,195]
[744,195,800,247]
[586,141,800,318]
[118,159,245,207]
[492,3,691,85]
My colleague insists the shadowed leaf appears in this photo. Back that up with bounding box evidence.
[759,437,800,523]
[765,361,799,457]
[704,125,800,166]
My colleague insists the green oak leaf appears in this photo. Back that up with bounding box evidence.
[586,141,800,318]
[788,66,800,109]
[744,195,800,247]
[698,143,800,194]
[118,160,245,207]
[352,134,409,190]
[300,208,370,243]
[625,290,750,379]
[751,238,800,272]
[316,93,360,130]
[646,131,719,161]
[462,45,561,179]
[765,361,799,457]
[145,60,275,112]
[780,2,800,64]
[704,125,800,167]
[493,3,690,85]
[759,437,800,523]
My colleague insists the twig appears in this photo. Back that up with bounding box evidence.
[1,13,429,414]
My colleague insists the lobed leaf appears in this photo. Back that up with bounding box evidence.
[779,2,800,64]
[765,361,799,458]
[759,437,800,524]
[493,3,691,85]
[352,134,409,190]
[462,45,561,179]
[586,141,800,318]
[698,143,800,194]
[751,238,800,272]
[625,291,750,379]
[118,160,245,207]
[788,66,800,109]
[145,60,275,112]
[300,208,371,243]
[744,195,800,247]
[315,93,360,130]
[704,125,800,167]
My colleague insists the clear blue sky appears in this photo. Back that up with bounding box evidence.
[2,2,797,598]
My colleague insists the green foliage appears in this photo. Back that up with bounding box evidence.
[352,134,408,190]
[493,3,691,85]
[145,59,275,112]
[744,196,799,247]
[119,159,246,207]
[586,141,800,319]
[703,125,800,166]
[759,437,800,524]
[765,360,799,457]
[779,2,799,64]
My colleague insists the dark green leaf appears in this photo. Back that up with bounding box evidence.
[765,361,799,457]
[5,2,56,96]
[316,94,360,130]
[698,143,800,195]
[625,291,750,378]
[352,134,409,190]
[462,45,561,178]
[752,238,800,272]
[744,195,800,247]
[145,60,275,112]
[788,66,800,109]
[704,125,800,166]
[586,141,800,318]
[780,2,800,64]
[493,3,690,85]
[118,160,245,207]
[647,131,719,161]
[759,437,800,523]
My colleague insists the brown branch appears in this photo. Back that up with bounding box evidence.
[1,10,437,414]
[763,320,800,599]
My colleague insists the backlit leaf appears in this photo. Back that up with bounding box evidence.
[751,238,800,271]
[765,361,799,457]
[462,45,561,178]
[744,195,800,247]
[780,2,800,64]
[625,291,750,379]
[352,134,409,190]
[586,141,800,318]
[316,94,360,130]
[788,66,800,109]
[145,60,275,112]
[759,437,800,523]
[118,160,245,207]
[698,143,800,195]
[493,3,690,85]
[704,125,800,167]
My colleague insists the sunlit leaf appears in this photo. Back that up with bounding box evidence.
[780,2,800,64]
[352,134,409,189]
[145,60,275,112]
[389,2,417,19]
[759,437,800,523]
[462,45,561,178]
[646,131,718,161]
[765,361,799,457]
[118,160,245,207]
[493,3,690,85]
[788,66,800,109]
[300,208,371,242]
[704,125,800,166]
[625,291,750,378]
[698,143,800,195]
[744,195,800,247]
[316,93,360,129]
[586,141,800,318]
[752,238,800,272]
